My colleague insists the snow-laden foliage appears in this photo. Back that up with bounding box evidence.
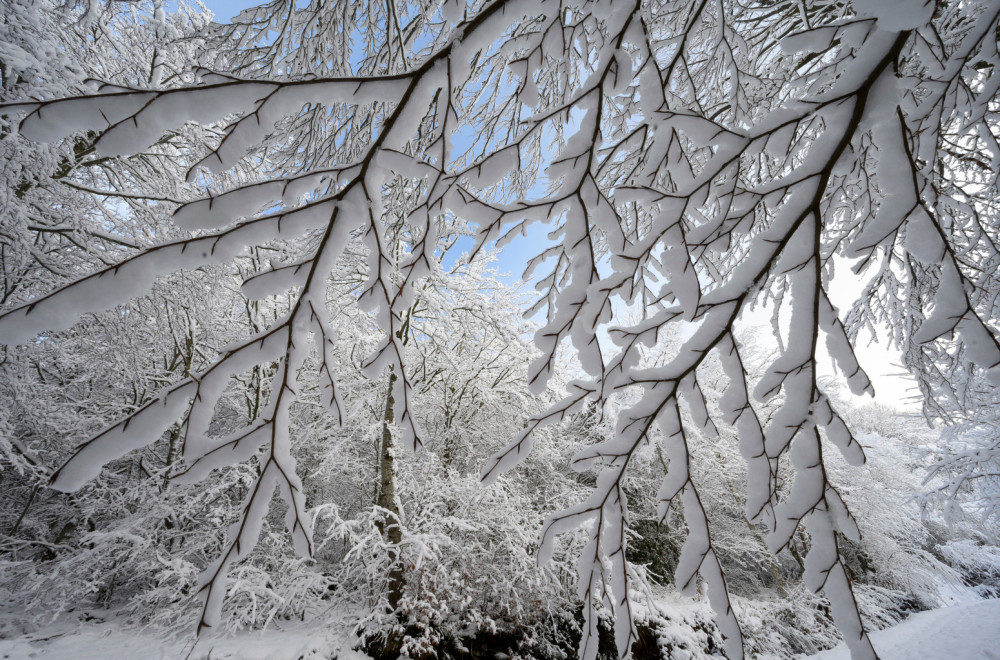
[5,0,1000,658]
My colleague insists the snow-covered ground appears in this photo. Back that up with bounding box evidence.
[1,599,997,659]
[0,617,368,660]
[806,598,1000,660]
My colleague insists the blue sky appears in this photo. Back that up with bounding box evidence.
[194,0,551,290]
[184,0,916,405]
[199,0,259,22]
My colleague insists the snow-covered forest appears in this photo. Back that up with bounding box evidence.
[2,0,999,658]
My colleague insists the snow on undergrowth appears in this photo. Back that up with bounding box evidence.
[3,596,999,660]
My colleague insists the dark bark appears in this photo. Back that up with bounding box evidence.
[376,369,404,611]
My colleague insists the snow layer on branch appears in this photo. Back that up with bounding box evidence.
[242,260,312,300]
[52,318,291,492]
[678,375,717,438]
[846,117,916,258]
[537,496,599,569]
[656,397,745,660]
[382,63,443,148]
[309,303,345,425]
[768,426,824,552]
[440,0,464,24]
[17,92,155,143]
[480,427,536,486]
[190,79,406,177]
[813,396,866,466]
[480,383,595,485]
[702,183,819,306]
[654,403,686,518]
[538,462,637,660]
[825,487,861,543]
[675,486,708,596]
[175,166,351,231]
[904,209,946,264]
[677,487,744,660]
[20,75,412,169]
[0,200,334,345]
[717,335,771,523]
[609,47,635,97]
[805,509,877,659]
[854,0,935,32]
[97,83,279,156]
[820,294,874,397]
[913,259,967,343]
[49,382,196,491]
[462,144,520,190]
[373,149,439,182]
[172,421,271,485]
[956,316,1000,371]
[198,464,279,631]
[802,31,898,103]
[627,305,738,387]
[271,399,314,559]
[717,339,750,426]
[659,224,701,320]
[183,323,292,459]
[859,66,903,132]
[780,26,840,55]
[174,181,289,230]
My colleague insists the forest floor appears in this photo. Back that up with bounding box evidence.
[0,611,364,660]
[0,598,997,659]
[806,597,1000,660]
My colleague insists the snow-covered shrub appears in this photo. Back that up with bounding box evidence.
[937,539,1000,599]
[314,437,585,659]
[735,588,842,659]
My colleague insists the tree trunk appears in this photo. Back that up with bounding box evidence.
[376,370,404,611]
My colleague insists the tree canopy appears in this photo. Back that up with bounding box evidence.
[3,1,1000,659]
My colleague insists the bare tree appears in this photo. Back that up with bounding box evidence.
[4,1,1000,658]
